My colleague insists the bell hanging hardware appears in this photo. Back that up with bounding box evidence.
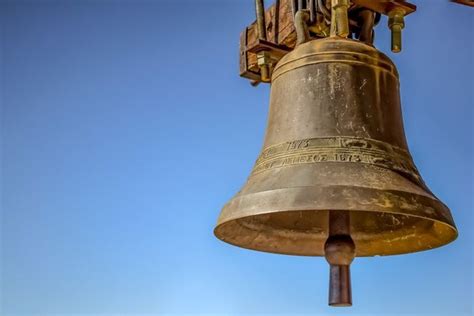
[215,0,467,307]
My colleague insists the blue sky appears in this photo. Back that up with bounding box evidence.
[1,0,472,315]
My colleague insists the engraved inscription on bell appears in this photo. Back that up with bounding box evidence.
[252,136,421,184]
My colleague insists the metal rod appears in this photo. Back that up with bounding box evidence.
[329,265,352,306]
[330,0,350,38]
[391,25,402,52]
[254,0,270,82]
[274,0,280,43]
[309,0,316,24]
[388,9,405,53]
[255,0,267,40]
[325,211,355,307]
[298,0,305,10]
[291,0,298,17]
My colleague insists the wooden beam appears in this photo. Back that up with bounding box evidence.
[240,0,296,80]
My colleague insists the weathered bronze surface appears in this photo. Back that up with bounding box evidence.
[215,38,457,258]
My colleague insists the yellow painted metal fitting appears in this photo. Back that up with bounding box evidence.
[257,51,272,82]
[388,9,405,53]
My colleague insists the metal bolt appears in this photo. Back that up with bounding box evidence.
[331,0,350,38]
[388,9,405,53]
[257,51,272,82]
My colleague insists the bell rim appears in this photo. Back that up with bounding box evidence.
[214,209,458,257]
[214,185,457,257]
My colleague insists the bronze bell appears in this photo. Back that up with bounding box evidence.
[214,37,457,306]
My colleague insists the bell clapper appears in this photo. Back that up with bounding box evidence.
[325,211,355,307]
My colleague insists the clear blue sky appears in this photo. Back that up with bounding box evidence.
[1,0,472,315]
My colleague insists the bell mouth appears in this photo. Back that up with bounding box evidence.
[214,186,458,257]
[214,209,457,257]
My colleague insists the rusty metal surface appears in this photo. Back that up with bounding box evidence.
[215,38,457,257]
[451,0,474,7]
[240,0,417,82]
